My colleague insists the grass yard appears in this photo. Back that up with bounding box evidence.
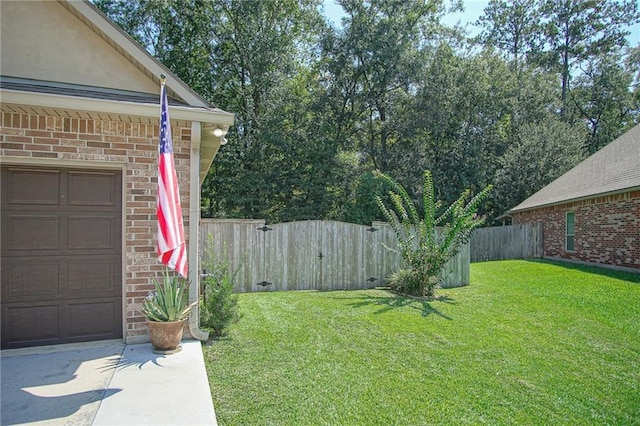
[203,260,640,425]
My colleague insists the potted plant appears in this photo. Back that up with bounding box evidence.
[142,270,198,354]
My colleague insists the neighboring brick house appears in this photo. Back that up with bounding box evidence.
[0,0,234,348]
[510,124,640,270]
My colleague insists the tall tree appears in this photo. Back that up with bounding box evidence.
[571,52,640,154]
[538,0,640,115]
[202,0,332,221]
[95,0,638,224]
[402,45,513,214]
[627,45,640,108]
[476,0,540,78]
[476,0,541,133]
[494,116,587,212]
[97,0,342,222]
[323,0,446,173]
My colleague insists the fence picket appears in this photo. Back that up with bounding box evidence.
[200,219,470,293]
[470,223,543,262]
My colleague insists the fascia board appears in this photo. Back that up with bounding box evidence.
[1,89,234,125]
[510,186,640,214]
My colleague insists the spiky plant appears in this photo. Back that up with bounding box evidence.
[375,170,491,297]
[142,270,198,322]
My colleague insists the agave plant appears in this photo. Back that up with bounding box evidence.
[142,270,198,322]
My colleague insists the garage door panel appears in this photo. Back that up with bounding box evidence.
[68,215,119,250]
[4,214,60,251]
[68,256,121,295]
[67,300,121,341]
[68,171,119,207]
[1,165,123,349]
[3,304,61,347]
[2,256,121,301]
[2,258,61,300]
[4,168,60,205]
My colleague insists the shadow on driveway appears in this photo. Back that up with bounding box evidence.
[1,341,124,425]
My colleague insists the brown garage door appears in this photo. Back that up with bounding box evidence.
[1,165,123,349]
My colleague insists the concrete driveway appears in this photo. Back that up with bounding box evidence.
[1,340,216,425]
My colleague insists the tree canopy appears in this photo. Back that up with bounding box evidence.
[95,0,640,224]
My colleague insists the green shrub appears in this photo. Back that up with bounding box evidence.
[200,251,241,338]
[387,268,427,295]
[375,169,491,298]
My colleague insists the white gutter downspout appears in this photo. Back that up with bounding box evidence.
[188,121,209,341]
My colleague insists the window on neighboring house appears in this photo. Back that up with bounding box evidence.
[566,211,575,252]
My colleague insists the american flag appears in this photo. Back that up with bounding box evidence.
[157,81,188,277]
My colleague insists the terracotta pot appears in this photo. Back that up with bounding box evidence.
[146,319,186,354]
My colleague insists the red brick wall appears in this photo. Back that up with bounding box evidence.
[512,191,640,269]
[0,110,193,338]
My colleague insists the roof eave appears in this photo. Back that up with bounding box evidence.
[510,185,640,214]
[1,88,234,125]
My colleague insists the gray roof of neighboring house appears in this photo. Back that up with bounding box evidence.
[511,123,640,213]
[0,76,190,107]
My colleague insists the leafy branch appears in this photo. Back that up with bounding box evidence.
[375,170,491,297]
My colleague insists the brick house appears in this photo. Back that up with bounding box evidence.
[510,124,640,270]
[0,0,234,348]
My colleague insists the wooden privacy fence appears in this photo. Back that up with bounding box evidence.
[470,222,543,262]
[200,219,470,293]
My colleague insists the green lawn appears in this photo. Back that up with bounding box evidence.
[203,260,640,425]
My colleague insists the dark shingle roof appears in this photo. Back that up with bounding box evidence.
[511,123,640,212]
[0,76,190,107]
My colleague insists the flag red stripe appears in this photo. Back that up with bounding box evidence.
[157,82,188,278]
